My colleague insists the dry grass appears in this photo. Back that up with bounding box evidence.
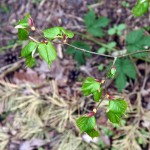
[0,80,150,150]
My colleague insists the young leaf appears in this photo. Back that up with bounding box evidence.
[43,27,61,39]
[76,116,96,133]
[18,28,29,40]
[86,129,100,138]
[93,89,103,102]
[66,41,91,65]
[98,47,106,54]
[108,28,116,35]
[109,99,127,114]
[18,13,31,28]
[25,55,36,67]
[107,111,121,124]
[38,42,57,65]
[82,77,100,96]
[59,27,74,38]
[107,42,116,49]
[117,24,126,31]
[21,41,37,57]
[132,0,149,17]
[114,58,136,92]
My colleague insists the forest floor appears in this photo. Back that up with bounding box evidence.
[0,0,150,150]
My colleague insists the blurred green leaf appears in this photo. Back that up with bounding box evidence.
[88,27,104,37]
[98,64,104,71]
[114,58,136,92]
[108,28,116,35]
[84,10,96,27]
[98,47,106,54]
[126,29,150,57]
[93,17,110,28]
[117,24,126,31]
[132,0,149,17]
[84,10,110,37]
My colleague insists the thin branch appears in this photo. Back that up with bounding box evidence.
[28,36,40,43]
[28,36,150,59]
[64,43,150,59]
[64,43,115,58]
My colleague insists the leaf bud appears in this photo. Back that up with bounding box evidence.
[87,112,95,117]
[111,66,116,76]
[28,17,34,27]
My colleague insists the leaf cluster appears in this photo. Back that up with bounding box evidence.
[108,24,126,36]
[84,10,110,37]
[15,14,74,67]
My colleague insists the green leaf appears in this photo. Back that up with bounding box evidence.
[84,10,96,27]
[43,27,74,39]
[117,24,126,31]
[98,47,106,54]
[107,111,121,124]
[126,29,150,58]
[18,13,30,27]
[88,27,103,37]
[115,74,127,92]
[132,0,149,17]
[82,77,100,96]
[84,10,110,37]
[98,64,104,71]
[108,28,116,35]
[25,55,36,67]
[21,41,37,57]
[114,58,136,92]
[76,116,96,133]
[38,42,57,65]
[109,99,127,114]
[43,27,61,39]
[93,17,110,28]
[59,27,74,38]
[66,41,91,65]
[107,42,116,49]
[18,28,29,40]
[93,89,103,102]
[86,129,100,138]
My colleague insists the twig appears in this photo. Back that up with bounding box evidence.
[65,42,150,59]
[28,35,150,59]
[28,36,40,43]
